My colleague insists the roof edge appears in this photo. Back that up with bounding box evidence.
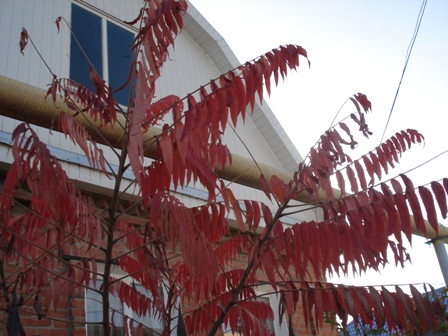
[183,1,303,172]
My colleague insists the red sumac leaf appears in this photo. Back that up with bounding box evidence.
[395,286,419,328]
[226,189,245,232]
[401,174,426,236]
[369,286,385,329]
[418,186,438,234]
[362,155,374,185]
[270,175,287,202]
[354,160,367,191]
[346,165,358,193]
[159,133,173,175]
[335,170,346,197]
[380,183,401,240]
[381,286,405,330]
[252,201,261,230]
[443,178,448,197]
[20,28,28,55]
[244,200,253,226]
[349,97,361,114]
[369,152,382,180]
[431,181,447,219]
[261,203,273,227]
[407,129,424,144]
[259,174,272,201]
[400,130,412,149]
[376,146,388,174]
[353,287,374,323]
[55,17,62,33]
[354,93,372,113]
[410,285,434,332]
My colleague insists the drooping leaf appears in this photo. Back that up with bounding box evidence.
[431,181,447,219]
[401,174,426,236]
[19,28,28,55]
[418,186,438,233]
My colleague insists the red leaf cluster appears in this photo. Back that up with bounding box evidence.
[278,283,445,334]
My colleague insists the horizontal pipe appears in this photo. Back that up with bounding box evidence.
[1,75,447,243]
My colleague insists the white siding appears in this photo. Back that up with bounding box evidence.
[0,0,69,88]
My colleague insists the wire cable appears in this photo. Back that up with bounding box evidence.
[379,0,428,144]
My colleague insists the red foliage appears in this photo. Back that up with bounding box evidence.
[3,0,448,335]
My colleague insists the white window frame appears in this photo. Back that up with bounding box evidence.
[70,1,137,107]
[221,284,288,336]
[84,269,165,336]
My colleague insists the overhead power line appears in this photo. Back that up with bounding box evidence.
[379,0,428,144]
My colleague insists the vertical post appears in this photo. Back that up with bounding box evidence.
[431,238,448,287]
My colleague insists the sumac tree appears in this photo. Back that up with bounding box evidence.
[1,1,447,335]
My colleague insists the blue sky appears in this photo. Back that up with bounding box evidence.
[190,0,448,291]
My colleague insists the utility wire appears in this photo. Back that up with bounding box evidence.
[379,0,428,144]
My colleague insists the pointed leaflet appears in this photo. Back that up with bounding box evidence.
[395,285,419,328]
[380,183,401,242]
[335,170,346,197]
[368,152,382,181]
[354,160,367,191]
[407,128,425,144]
[346,165,359,193]
[270,175,288,202]
[58,112,108,174]
[410,285,436,332]
[353,92,372,113]
[338,122,356,151]
[376,146,389,174]
[431,181,447,219]
[401,174,426,236]
[390,178,412,243]
[259,174,272,201]
[381,142,395,168]
[352,287,374,323]
[159,130,174,176]
[20,28,28,55]
[444,178,448,196]
[418,186,439,233]
[381,286,406,331]
[389,139,401,163]
[226,188,245,232]
[368,286,385,329]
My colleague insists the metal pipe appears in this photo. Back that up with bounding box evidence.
[1,75,447,243]
[432,239,448,286]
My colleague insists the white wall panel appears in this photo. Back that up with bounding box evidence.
[0,0,69,88]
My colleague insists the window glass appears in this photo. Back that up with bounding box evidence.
[107,21,134,106]
[256,297,275,332]
[85,280,164,336]
[70,5,102,93]
[70,4,134,106]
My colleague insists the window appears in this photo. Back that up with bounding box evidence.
[70,4,134,106]
[256,296,275,333]
[85,280,164,336]
[222,296,276,335]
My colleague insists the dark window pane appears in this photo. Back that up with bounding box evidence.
[107,22,134,106]
[70,4,102,92]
